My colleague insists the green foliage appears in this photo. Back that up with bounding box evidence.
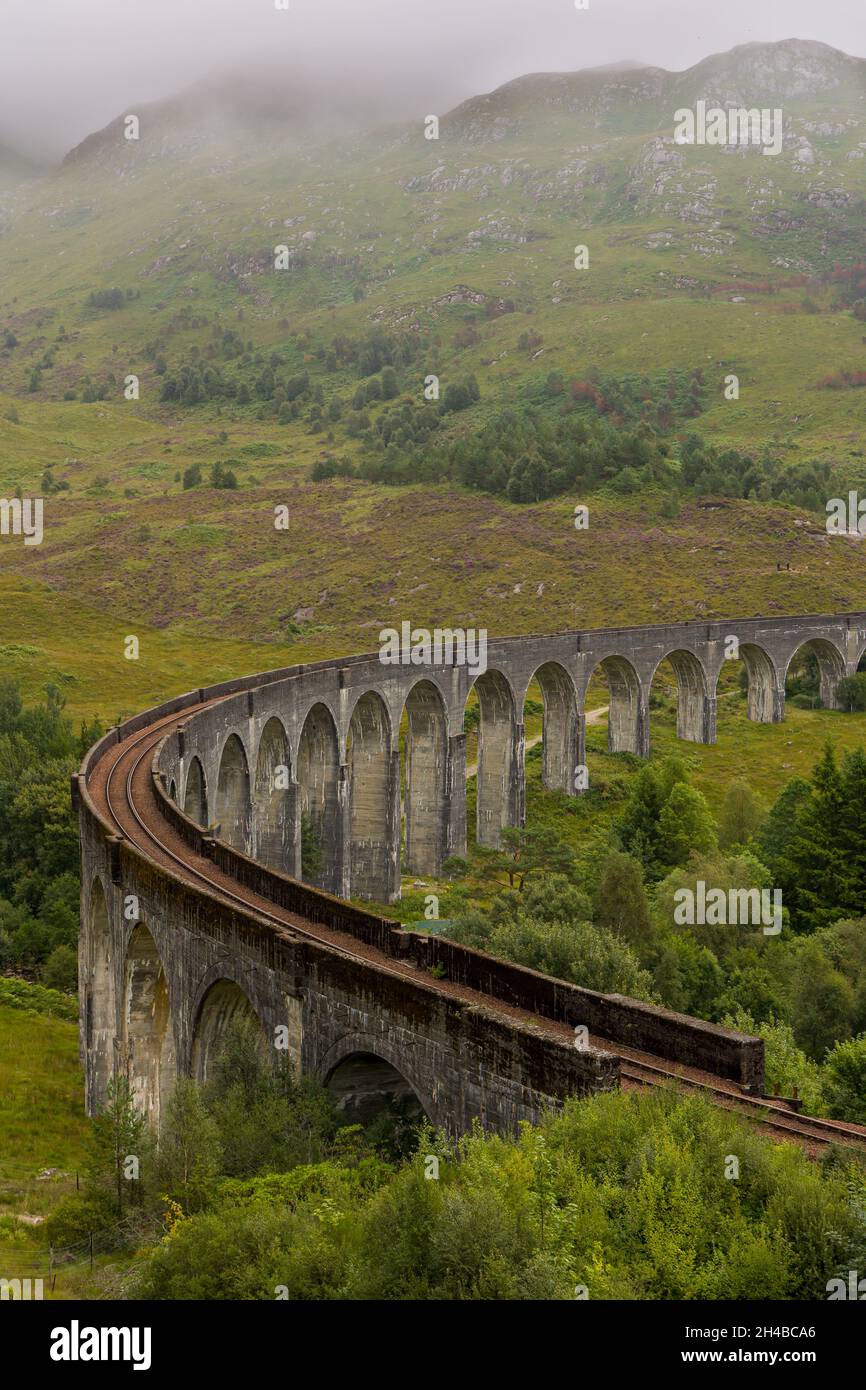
[473,824,577,891]
[0,680,99,976]
[153,1077,223,1214]
[822,1035,866,1123]
[614,756,689,875]
[722,1008,824,1113]
[592,849,652,948]
[718,778,765,849]
[87,288,126,311]
[210,460,238,489]
[132,1089,866,1301]
[837,673,866,712]
[656,784,717,867]
[300,811,323,882]
[445,875,654,998]
[42,942,79,992]
[790,939,855,1061]
[0,974,78,1020]
[84,1077,148,1214]
[772,744,866,930]
[758,777,811,866]
[203,1017,338,1175]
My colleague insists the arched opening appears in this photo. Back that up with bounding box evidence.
[736,643,781,723]
[254,717,292,871]
[86,878,115,1105]
[215,734,251,851]
[525,662,579,793]
[123,924,175,1128]
[183,755,208,827]
[168,779,177,802]
[191,979,263,1085]
[326,1051,427,1156]
[347,692,395,901]
[402,680,448,876]
[649,650,712,744]
[585,654,644,752]
[472,669,518,848]
[296,703,341,893]
[784,638,846,711]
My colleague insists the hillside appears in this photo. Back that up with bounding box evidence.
[0,38,865,718]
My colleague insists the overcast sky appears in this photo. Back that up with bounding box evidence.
[3,0,864,160]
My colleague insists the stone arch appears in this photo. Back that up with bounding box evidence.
[122,923,175,1127]
[215,734,251,851]
[783,637,847,711]
[296,702,341,893]
[254,717,292,871]
[190,978,265,1085]
[527,661,580,793]
[347,690,397,901]
[650,649,712,744]
[319,1033,438,1131]
[737,643,782,724]
[584,654,646,755]
[183,754,208,827]
[471,669,519,847]
[85,876,116,1107]
[402,680,448,876]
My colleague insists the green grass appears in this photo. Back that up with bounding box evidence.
[0,1000,86,1175]
[0,993,88,1281]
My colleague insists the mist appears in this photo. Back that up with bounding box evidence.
[2,0,864,162]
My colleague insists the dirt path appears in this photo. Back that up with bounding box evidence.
[465,705,609,779]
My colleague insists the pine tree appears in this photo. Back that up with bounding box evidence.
[84,1076,147,1213]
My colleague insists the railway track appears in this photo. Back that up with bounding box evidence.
[90,704,866,1156]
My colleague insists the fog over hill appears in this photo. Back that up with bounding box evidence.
[2,0,866,162]
[39,37,865,178]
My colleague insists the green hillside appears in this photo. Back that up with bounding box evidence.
[0,36,865,718]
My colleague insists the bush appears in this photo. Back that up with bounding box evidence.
[822,1034,866,1123]
[41,943,78,992]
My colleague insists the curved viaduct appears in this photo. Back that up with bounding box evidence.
[75,612,866,1151]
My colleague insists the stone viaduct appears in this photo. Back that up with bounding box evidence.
[76,611,866,1140]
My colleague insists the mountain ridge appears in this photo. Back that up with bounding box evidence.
[58,37,866,171]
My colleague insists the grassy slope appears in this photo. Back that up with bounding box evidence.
[0,63,864,733]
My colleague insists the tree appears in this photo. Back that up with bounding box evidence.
[474,826,576,892]
[182,463,202,489]
[718,779,764,849]
[821,1034,866,1123]
[774,745,862,930]
[759,776,811,867]
[835,673,866,712]
[42,942,78,991]
[155,1077,223,1213]
[790,939,854,1061]
[615,757,689,873]
[592,850,652,948]
[85,1077,147,1213]
[211,461,238,489]
[656,783,717,867]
